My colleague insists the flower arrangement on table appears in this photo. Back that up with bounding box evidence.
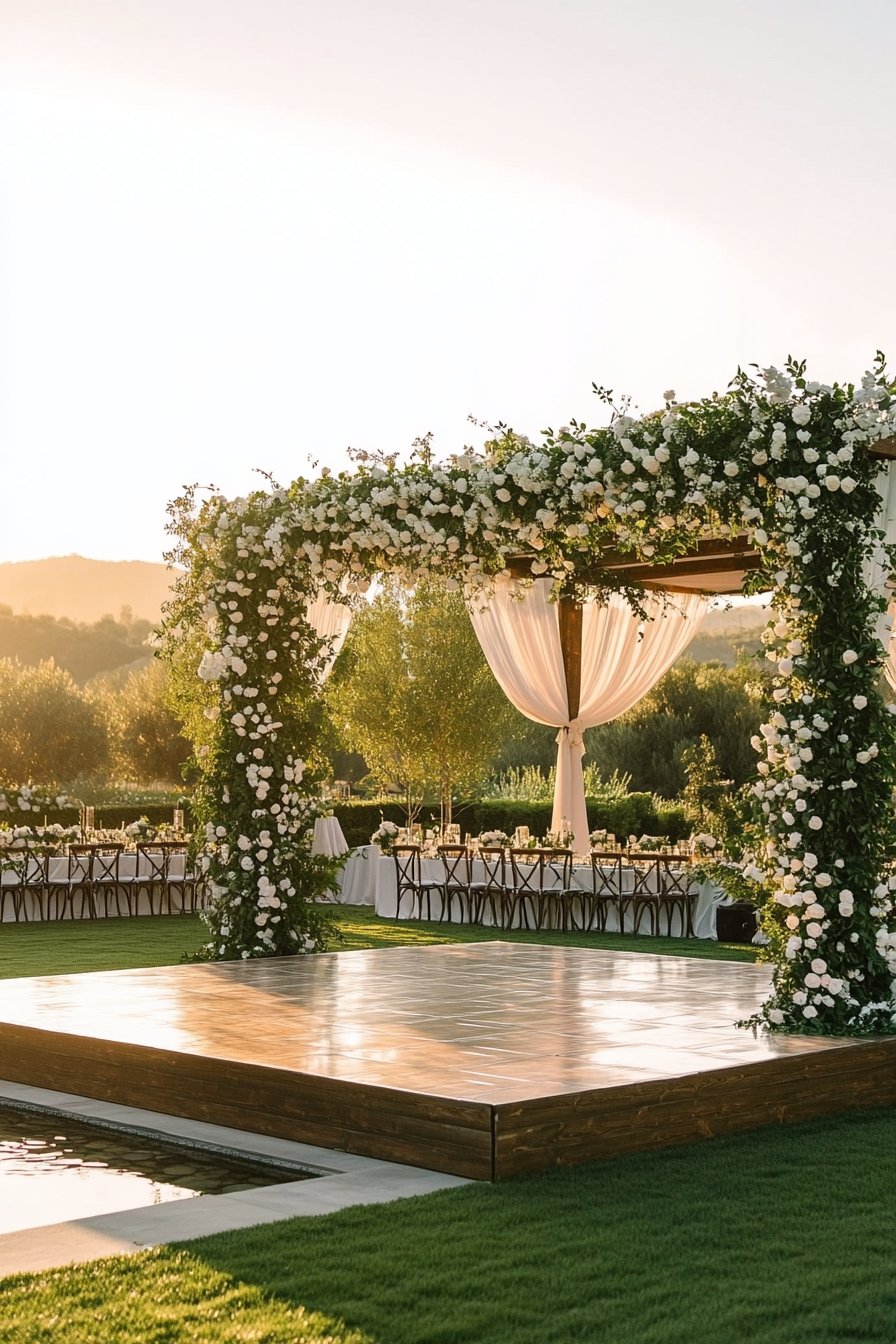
[589,829,608,848]
[0,823,81,851]
[690,832,719,856]
[479,829,510,848]
[636,834,669,851]
[125,816,157,843]
[370,819,400,855]
[543,827,574,850]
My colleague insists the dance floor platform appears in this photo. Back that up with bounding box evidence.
[0,943,893,1181]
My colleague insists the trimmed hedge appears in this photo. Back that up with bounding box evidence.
[331,796,690,848]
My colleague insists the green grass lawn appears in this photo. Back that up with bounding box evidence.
[4,909,890,1343]
[0,903,758,981]
[1,1108,895,1343]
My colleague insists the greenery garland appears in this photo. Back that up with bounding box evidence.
[163,488,344,961]
[163,357,896,1032]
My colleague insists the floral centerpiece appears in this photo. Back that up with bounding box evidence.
[543,827,574,850]
[125,816,157,843]
[371,819,400,854]
[479,829,510,848]
[589,829,608,848]
[0,823,80,852]
[690,832,720,856]
[637,834,669,851]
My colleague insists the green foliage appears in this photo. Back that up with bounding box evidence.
[0,606,153,684]
[91,661,191,786]
[0,659,110,788]
[328,581,516,823]
[588,658,767,797]
[486,715,559,774]
[482,765,633,802]
[327,588,430,818]
[681,734,729,826]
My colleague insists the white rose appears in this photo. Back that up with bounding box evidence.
[853,695,868,709]
[842,650,858,665]
[792,404,811,426]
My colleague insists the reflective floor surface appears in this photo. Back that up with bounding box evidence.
[0,942,857,1105]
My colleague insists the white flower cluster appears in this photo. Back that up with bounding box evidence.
[0,786,74,814]
[371,819,399,851]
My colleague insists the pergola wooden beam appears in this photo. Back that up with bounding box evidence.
[557,596,582,719]
[505,537,760,595]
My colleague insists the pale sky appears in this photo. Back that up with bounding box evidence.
[2,0,895,564]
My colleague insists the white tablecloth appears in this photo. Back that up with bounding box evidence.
[1,852,193,922]
[311,816,349,858]
[364,854,725,938]
[336,845,380,904]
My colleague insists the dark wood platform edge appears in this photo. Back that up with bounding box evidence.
[0,1024,495,1180]
[1,1024,893,1182]
[493,1037,896,1177]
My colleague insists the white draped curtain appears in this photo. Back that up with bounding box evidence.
[305,588,352,681]
[468,579,707,853]
[863,461,896,691]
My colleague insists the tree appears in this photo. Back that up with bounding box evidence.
[94,661,192,785]
[0,658,109,787]
[328,581,516,825]
[587,658,767,798]
[0,607,154,683]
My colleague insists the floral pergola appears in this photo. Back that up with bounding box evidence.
[163,357,896,1036]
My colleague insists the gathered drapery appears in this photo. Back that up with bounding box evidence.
[306,588,352,681]
[862,461,896,690]
[468,578,707,853]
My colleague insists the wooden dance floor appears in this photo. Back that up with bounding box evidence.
[0,944,893,1180]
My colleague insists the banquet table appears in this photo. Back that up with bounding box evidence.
[0,851,196,922]
[336,850,727,939]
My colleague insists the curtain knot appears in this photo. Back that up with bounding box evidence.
[556,718,586,756]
